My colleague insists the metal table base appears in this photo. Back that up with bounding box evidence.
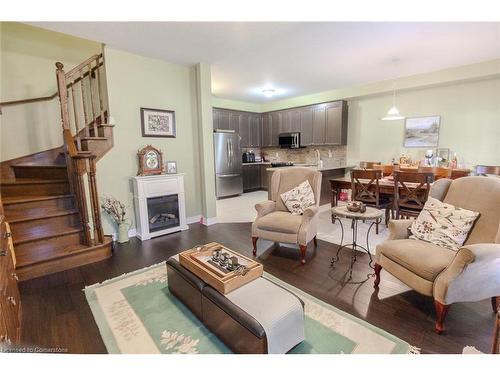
[330,215,381,282]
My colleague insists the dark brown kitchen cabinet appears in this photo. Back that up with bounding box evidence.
[299,108,313,146]
[312,105,327,145]
[229,113,240,132]
[270,112,281,147]
[325,101,348,145]
[214,109,231,131]
[261,113,273,147]
[239,113,251,147]
[242,164,261,192]
[249,114,261,147]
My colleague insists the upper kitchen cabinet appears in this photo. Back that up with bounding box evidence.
[299,108,313,146]
[270,112,281,147]
[280,110,301,133]
[249,114,261,147]
[261,113,272,147]
[213,108,231,131]
[239,113,251,147]
[312,105,327,145]
[229,112,241,132]
[325,101,348,145]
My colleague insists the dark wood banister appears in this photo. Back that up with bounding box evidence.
[56,55,105,246]
[0,58,103,110]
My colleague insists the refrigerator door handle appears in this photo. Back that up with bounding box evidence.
[229,138,233,167]
[218,173,240,178]
[226,138,231,168]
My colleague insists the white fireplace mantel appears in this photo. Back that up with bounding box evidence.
[132,174,189,241]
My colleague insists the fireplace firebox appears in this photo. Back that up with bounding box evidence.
[147,194,180,232]
[133,174,188,241]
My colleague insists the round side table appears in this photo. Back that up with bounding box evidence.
[330,205,383,281]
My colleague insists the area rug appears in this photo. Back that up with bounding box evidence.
[84,262,419,354]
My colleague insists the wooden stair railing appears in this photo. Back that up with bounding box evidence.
[56,54,106,246]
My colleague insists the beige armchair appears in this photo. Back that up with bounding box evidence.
[374,176,500,334]
[252,167,322,264]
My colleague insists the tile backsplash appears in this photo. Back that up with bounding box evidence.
[242,145,347,167]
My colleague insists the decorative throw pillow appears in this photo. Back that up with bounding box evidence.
[409,196,480,251]
[280,180,316,215]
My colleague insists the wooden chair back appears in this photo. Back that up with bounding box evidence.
[350,169,383,205]
[359,161,381,169]
[373,164,394,177]
[493,311,500,354]
[450,169,470,179]
[418,166,452,179]
[393,171,434,214]
[475,165,500,176]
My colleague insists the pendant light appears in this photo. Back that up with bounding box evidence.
[381,84,405,121]
[381,58,405,121]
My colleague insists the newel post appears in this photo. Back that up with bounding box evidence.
[55,62,71,132]
[88,156,104,244]
[73,158,92,246]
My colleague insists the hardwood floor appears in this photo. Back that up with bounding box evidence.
[19,223,495,354]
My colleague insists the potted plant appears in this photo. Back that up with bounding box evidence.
[101,196,131,243]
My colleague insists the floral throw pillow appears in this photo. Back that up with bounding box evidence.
[280,180,316,215]
[410,196,480,251]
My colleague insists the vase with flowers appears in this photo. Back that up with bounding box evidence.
[101,196,131,243]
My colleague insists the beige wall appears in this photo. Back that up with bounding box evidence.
[99,47,203,234]
[0,22,102,161]
[346,78,500,167]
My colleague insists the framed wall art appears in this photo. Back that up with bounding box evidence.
[140,107,176,138]
[166,161,178,174]
[403,115,440,148]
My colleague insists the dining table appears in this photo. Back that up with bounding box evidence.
[329,175,433,207]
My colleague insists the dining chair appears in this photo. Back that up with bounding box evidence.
[475,165,500,176]
[418,166,452,179]
[393,171,434,219]
[359,161,381,169]
[450,169,471,179]
[351,169,393,234]
[493,309,500,354]
[373,164,394,177]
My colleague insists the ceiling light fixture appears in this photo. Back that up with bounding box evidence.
[262,89,276,98]
[381,58,405,121]
[381,85,405,121]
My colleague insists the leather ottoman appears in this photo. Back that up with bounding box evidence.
[166,256,305,354]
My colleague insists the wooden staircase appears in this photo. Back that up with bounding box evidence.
[0,54,114,281]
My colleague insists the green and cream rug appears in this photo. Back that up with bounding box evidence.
[84,262,419,354]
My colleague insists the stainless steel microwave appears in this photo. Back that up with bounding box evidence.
[279,132,302,149]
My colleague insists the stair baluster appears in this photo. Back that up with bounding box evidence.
[56,58,105,246]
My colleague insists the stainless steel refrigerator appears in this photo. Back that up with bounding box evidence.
[214,131,243,198]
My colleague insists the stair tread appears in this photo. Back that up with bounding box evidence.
[12,163,67,168]
[98,123,115,127]
[2,194,74,205]
[17,243,89,267]
[0,178,68,185]
[13,227,82,245]
[7,209,79,223]
[81,136,108,140]
[16,237,112,269]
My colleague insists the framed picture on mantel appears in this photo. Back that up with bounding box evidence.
[404,115,440,148]
[140,107,176,138]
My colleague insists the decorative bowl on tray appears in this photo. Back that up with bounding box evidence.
[346,201,366,213]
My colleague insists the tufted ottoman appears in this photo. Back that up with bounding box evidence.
[166,256,305,354]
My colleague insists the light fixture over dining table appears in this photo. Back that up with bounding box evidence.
[381,57,405,121]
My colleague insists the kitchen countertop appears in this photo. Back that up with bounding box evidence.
[265,164,354,172]
[242,162,272,166]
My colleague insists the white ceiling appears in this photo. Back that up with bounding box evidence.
[29,22,500,102]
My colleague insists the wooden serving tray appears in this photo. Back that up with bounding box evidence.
[178,242,263,294]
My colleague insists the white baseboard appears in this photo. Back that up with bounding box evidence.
[201,216,218,226]
[186,215,202,224]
